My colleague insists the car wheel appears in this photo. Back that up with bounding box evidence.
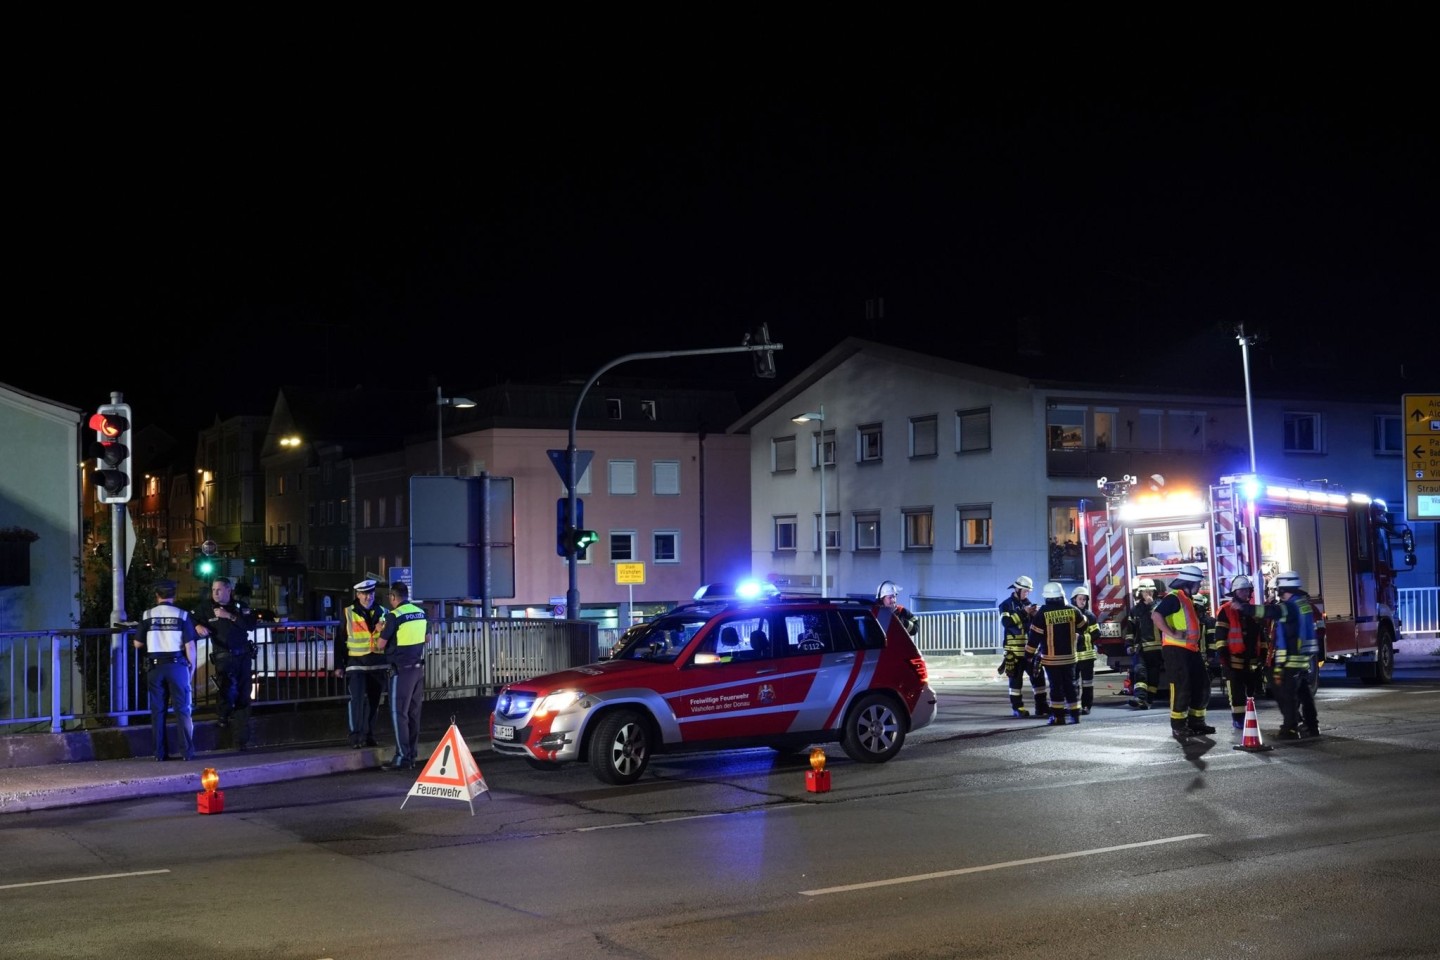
[840,692,906,763]
[588,709,651,785]
[1363,627,1395,685]
[525,757,564,771]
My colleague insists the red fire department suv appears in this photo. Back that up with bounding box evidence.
[489,587,938,784]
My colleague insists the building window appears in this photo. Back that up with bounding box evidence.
[1168,409,1205,452]
[377,497,387,528]
[1047,405,1085,450]
[1048,500,1082,578]
[653,460,680,495]
[1374,414,1402,455]
[605,531,633,564]
[772,436,797,473]
[608,459,637,495]
[957,504,992,551]
[807,429,835,468]
[362,500,371,528]
[606,398,622,420]
[653,530,679,563]
[774,516,797,552]
[641,400,657,421]
[815,512,839,551]
[395,495,406,526]
[854,512,880,551]
[956,407,991,453]
[909,415,937,458]
[902,508,933,550]
[858,423,883,462]
[1283,412,1324,453]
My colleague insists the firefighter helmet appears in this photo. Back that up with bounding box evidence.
[876,580,901,600]
[1170,564,1204,589]
[1071,584,1090,601]
[1011,575,1034,592]
[1042,581,1065,600]
[1276,570,1304,592]
[1230,575,1254,594]
[1135,578,1156,592]
[1192,592,1210,610]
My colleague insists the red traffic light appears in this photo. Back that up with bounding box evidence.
[89,411,129,439]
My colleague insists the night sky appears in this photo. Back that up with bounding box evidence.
[13,48,1437,433]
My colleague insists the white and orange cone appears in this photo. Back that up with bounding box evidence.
[1232,696,1272,752]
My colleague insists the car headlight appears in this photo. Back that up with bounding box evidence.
[533,689,588,717]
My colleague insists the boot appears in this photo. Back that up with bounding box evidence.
[1034,694,1050,716]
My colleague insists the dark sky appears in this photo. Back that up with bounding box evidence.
[12,50,1438,432]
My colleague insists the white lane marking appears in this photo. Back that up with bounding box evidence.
[0,869,170,891]
[1401,689,1440,696]
[799,834,1209,896]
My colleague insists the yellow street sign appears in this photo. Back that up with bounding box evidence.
[1403,394,1440,520]
[615,562,646,585]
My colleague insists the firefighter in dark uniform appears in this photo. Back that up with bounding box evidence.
[998,575,1048,718]
[195,576,256,750]
[133,580,199,761]
[1214,574,1270,730]
[1254,570,1320,740]
[377,580,427,770]
[1126,578,1162,709]
[1026,581,1084,725]
[334,578,388,748]
[1152,564,1215,739]
[1070,584,1099,714]
[872,580,919,639]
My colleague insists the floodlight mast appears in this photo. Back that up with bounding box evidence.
[564,339,783,621]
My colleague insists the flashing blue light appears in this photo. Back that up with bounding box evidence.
[692,579,781,603]
[1240,476,1262,501]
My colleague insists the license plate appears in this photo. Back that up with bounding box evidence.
[493,724,515,741]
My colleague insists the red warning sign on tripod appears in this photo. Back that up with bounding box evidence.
[401,722,491,814]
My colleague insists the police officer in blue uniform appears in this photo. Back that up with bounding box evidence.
[196,576,257,750]
[133,580,199,761]
[377,581,428,770]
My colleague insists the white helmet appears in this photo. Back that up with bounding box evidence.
[1135,578,1156,592]
[1042,581,1065,600]
[876,580,901,600]
[1011,575,1034,592]
[1070,584,1090,601]
[1230,575,1254,594]
[1170,564,1204,589]
[1276,570,1304,592]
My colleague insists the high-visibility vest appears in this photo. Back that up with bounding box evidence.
[1161,591,1201,651]
[1272,594,1318,668]
[391,603,427,647]
[345,605,384,657]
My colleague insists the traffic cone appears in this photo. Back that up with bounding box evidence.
[1232,696,1272,752]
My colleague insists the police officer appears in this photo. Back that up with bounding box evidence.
[377,581,427,770]
[998,575,1048,718]
[1214,574,1270,730]
[1125,578,1162,709]
[1255,570,1320,740]
[872,580,919,638]
[334,578,388,749]
[195,576,256,750]
[1070,584,1099,714]
[133,580,199,761]
[1026,581,1084,725]
[1152,564,1215,739]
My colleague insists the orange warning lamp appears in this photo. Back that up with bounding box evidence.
[806,747,831,793]
[197,767,225,814]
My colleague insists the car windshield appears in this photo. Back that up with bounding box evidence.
[610,612,712,663]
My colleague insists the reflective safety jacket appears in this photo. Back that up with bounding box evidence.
[339,600,389,670]
[1215,600,1269,667]
[138,600,199,658]
[382,602,428,668]
[1025,600,1081,666]
[1156,590,1201,651]
[999,593,1033,654]
[1266,593,1318,670]
[1125,599,1160,652]
[1074,606,1098,661]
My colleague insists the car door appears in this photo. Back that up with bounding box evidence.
[667,613,805,743]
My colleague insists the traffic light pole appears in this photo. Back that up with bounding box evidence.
[564,339,782,621]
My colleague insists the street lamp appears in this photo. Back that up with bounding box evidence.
[1235,324,1258,473]
[791,405,827,597]
[436,386,476,475]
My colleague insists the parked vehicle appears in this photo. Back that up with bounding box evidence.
[489,583,937,784]
[1081,473,1416,687]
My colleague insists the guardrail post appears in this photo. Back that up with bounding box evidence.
[50,632,63,733]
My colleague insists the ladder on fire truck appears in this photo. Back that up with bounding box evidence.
[1209,482,1245,593]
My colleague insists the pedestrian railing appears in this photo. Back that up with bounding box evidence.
[1398,587,1439,640]
[0,617,595,735]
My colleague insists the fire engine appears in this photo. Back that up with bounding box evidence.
[1080,473,1415,686]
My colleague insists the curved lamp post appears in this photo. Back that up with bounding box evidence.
[791,405,826,597]
[436,386,477,474]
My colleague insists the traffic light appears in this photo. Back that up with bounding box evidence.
[750,322,777,379]
[88,403,133,504]
[557,497,588,557]
[571,527,600,559]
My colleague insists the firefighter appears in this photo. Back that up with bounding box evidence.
[1026,581,1084,725]
[873,580,919,639]
[1070,584,1099,714]
[1125,578,1162,709]
[998,575,1048,718]
[1152,564,1215,739]
[1214,574,1269,729]
[1254,570,1320,740]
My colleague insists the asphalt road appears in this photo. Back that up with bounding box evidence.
[4,668,1439,960]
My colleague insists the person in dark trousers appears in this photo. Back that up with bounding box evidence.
[1255,570,1321,740]
[1152,564,1215,739]
[1070,584,1099,714]
[334,578,388,748]
[872,580,919,638]
[133,580,199,761]
[1214,574,1270,730]
[998,575,1048,718]
[377,581,427,770]
[1126,578,1162,709]
[195,576,256,750]
[1026,581,1084,725]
